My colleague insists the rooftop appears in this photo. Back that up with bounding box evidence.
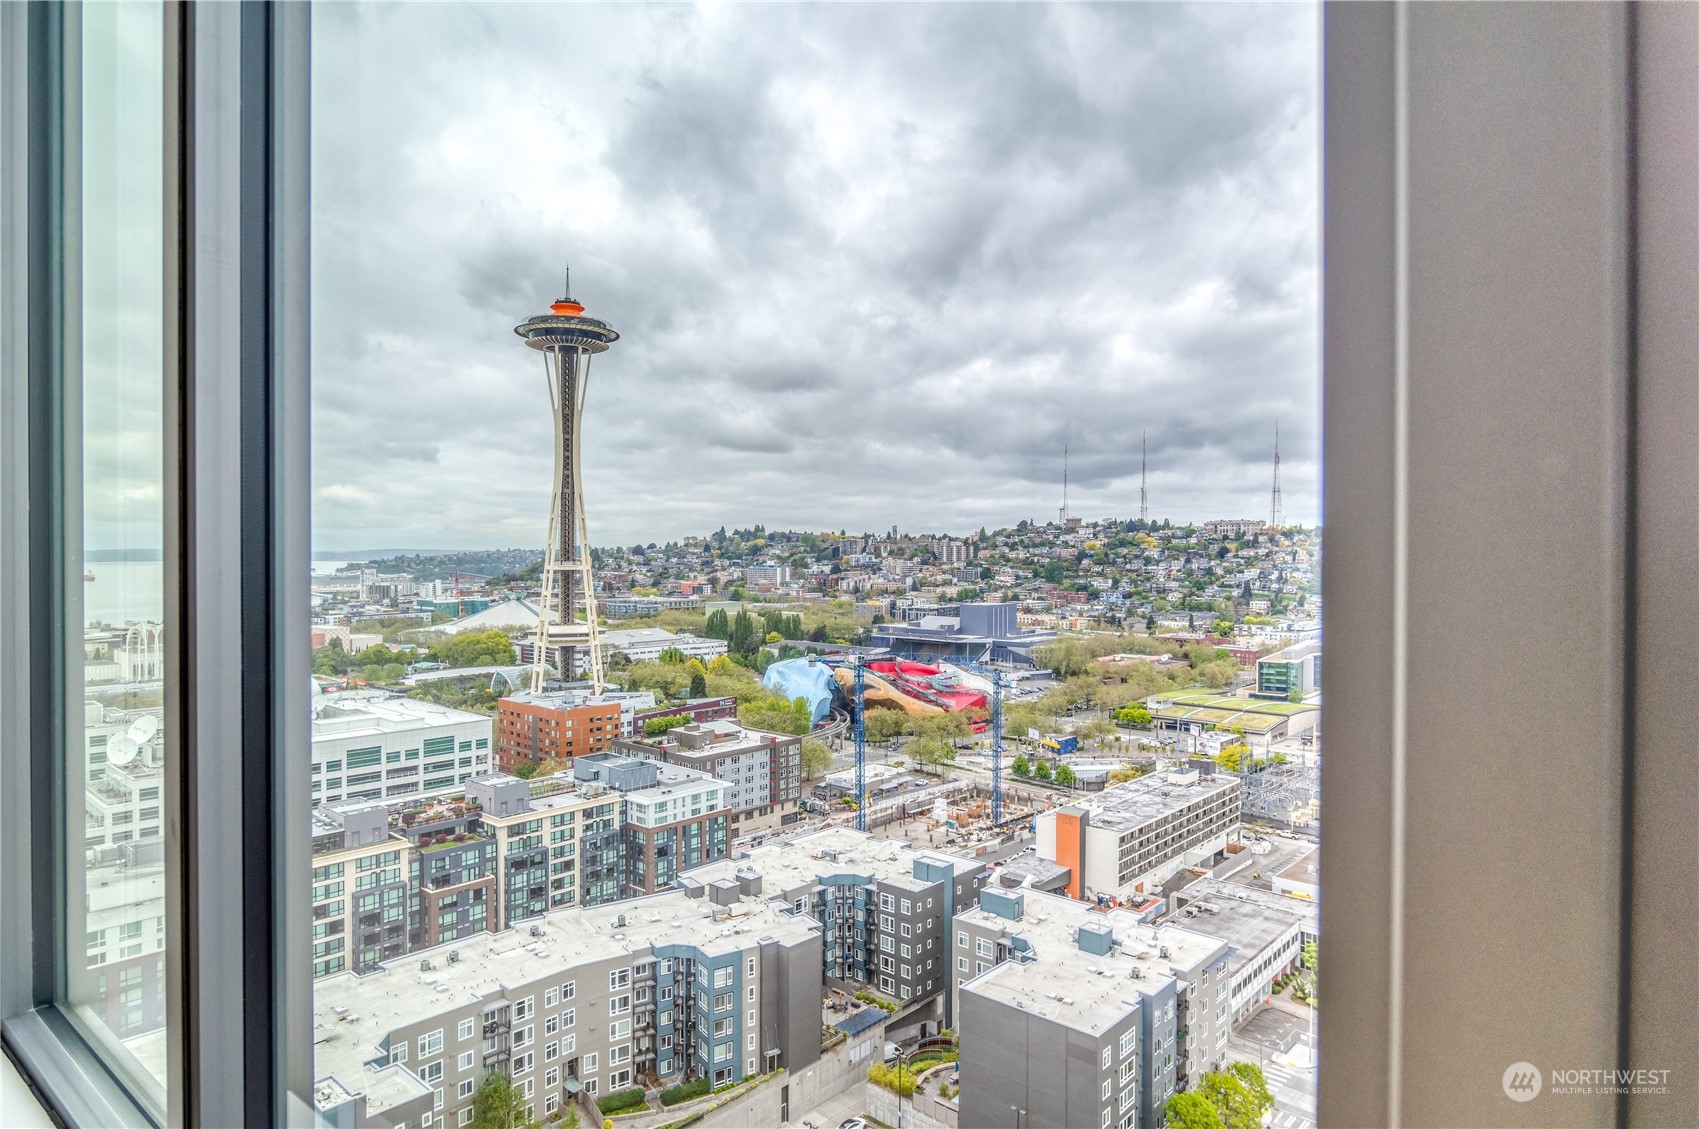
[313,888,819,1110]
[1067,770,1241,834]
[684,826,980,899]
[1167,878,1317,978]
[310,691,489,739]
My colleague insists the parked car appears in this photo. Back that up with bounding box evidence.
[839,1118,871,1129]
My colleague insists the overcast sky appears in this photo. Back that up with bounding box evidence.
[310,2,1319,552]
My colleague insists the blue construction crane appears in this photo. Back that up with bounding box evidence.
[853,658,867,832]
[831,652,1013,831]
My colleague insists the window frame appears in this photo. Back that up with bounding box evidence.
[0,3,311,1126]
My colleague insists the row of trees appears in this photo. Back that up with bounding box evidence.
[1009,755,1078,787]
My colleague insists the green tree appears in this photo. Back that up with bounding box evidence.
[1033,759,1053,782]
[1010,753,1031,778]
[511,761,539,780]
[800,737,833,780]
[472,1071,542,1129]
[862,709,912,742]
[1287,686,1304,704]
[1301,939,1318,1000]
[657,646,686,664]
[1054,763,1077,788]
[1199,1063,1275,1129]
[643,714,692,737]
[689,670,709,698]
[1164,1091,1226,1129]
[905,713,967,769]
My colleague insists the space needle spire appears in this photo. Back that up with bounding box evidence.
[515,268,620,694]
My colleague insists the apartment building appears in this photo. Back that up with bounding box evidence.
[311,690,493,804]
[952,887,1233,1109]
[683,827,988,1021]
[1036,770,1241,899]
[494,689,659,772]
[312,888,822,1129]
[465,774,626,925]
[932,538,969,565]
[572,753,731,895]
[310,801,416,978]
[616,718,805,834]
[956,896,1232,1129]
[743,564,791,586]
[80,842,167,1040]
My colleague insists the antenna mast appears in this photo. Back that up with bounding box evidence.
[1059,444,1070,524]
[1140,431,1148,525]
[1271,421,1283,530]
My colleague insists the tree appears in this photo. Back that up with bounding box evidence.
[765,630,784,644]
[800,737,833,780]
[1163,1091,1226,1129]
[1198,1063,1275,1129]
[1010,753,1032,778]
[1033,759,1053,782]
[1300,939,1318,1000]
[643,714,692,737]
[862,709,911,743]
[657,646,687,664]
[1107,764,1150,785]
[511,761,540,780]
[472,1071,541,1129]
[1286,686,1304,704]
[689,670,709,698]
[1053,763,1077,788]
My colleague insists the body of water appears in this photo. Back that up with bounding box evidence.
[83,559,354,628]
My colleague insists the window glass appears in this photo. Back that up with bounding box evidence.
[62,2,169,1115]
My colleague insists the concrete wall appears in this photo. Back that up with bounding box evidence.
[696,1027,886,1128]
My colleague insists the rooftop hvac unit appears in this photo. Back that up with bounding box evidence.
[1131,967,1143,979]
[530,925,544,937]
[420,960,432,971]
[448,950,460,964]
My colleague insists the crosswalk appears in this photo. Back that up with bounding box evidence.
[1269,1110,1316,1129]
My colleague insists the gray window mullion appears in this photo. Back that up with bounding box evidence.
[179,2,308,1126]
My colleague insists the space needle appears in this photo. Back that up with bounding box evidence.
[515,269,619,695]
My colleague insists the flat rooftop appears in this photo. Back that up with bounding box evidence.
[1274,847,1320,886]
[957,887,1226,988]
[957,900,1229,1039]
[1169,878,1316,978]
[1071,770,1240,834]
[310,693,490,740]
[313,888,819,1111]
[684,826,980,899]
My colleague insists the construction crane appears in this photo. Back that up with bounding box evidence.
[839,652,1012,829]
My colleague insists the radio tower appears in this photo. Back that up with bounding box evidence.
[1140,430,1149,525]
[516,268,620,695]
[1270,421,1284,530]
[1058,444,1070,524]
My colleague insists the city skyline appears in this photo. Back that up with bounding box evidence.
[309,2,1319,551]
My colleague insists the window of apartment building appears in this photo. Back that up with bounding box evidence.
[610,968,631,990]
[419,1029,444,1058]
[457,1079,474,1100]
[458,1018,475,1041]
[420,1062,444,1085]
[513,1025,532,1049]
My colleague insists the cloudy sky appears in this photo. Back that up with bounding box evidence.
[310,2,1319,552]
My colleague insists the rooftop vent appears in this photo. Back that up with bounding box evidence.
[529,925,544,937]
[420,959,432,972]
[448,950,460,964]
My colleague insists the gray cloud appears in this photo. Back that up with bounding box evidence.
[311,1,1319,550]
